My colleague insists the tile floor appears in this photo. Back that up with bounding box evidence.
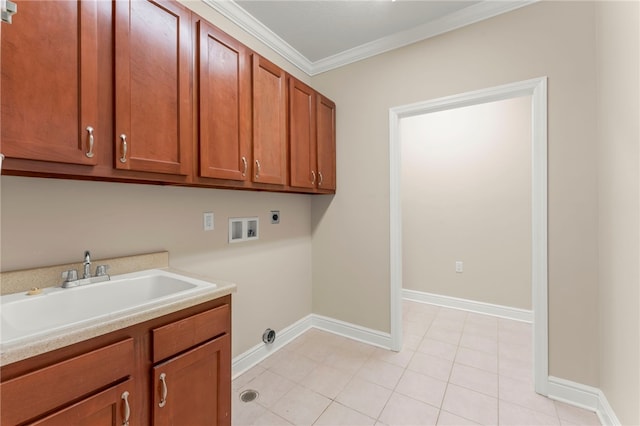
[232,301,602,425]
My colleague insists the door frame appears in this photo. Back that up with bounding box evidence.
[388,77,548,395]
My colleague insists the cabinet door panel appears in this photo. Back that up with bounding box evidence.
[29,379,133,426]
[1,0,98,165]
[153,334,231,426]
[289,78,316,190]
[197,20,250,181]
[251,55,287,185]
[114,0,191,175]
[317,95,337,191]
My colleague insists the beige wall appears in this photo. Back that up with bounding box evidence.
[401,97,532,310]
[311,1,600,385]
[0,177,313,358]
[595,1,640,425]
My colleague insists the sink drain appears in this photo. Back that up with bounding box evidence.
[239,389,259,403]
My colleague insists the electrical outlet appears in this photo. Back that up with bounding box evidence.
[455,261,463,273]
[203,212,214,231]
[271,210,280,224]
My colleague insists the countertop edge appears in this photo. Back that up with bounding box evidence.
[0,271,236,367]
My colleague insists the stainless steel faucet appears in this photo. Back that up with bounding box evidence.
[83,250,92,279]
[62,250,110,288]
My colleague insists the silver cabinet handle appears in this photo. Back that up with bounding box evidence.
[241,156,247,177]
[119,134,127,163]
[85,126,95,158]
[121,391,130,426]
[255,160,261,179]
[318,171,324,186]
[158,373,168,408]
[311,171,316,185]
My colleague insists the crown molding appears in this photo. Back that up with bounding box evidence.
[203,0,537,76]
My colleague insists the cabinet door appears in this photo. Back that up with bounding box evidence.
[251,54,287,185]
[1,0,98,165]
[153,334,231,426]
[289,78,317,190]
[28,379,133,426]
[196,19,250,181]
[316,95,337,191]
[114,0,192,175]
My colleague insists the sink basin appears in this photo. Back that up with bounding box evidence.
[1,269,216,346]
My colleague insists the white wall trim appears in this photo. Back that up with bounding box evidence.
[548,376,621,426]
[389,76,549,395]
[232,314,392,379]
[202,0,536,76]
[403,289,533,323]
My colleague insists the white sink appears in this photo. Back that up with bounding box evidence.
[1,269,216,346]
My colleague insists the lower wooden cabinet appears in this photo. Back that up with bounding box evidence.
[0,296,231,426]
[153,335,231,425]
[30,379,133,426]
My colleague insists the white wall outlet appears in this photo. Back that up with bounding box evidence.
[203,212,214,231]
[455,261,463,273]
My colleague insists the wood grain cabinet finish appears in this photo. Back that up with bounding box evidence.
[153,334,231,426]
[1,0,99,165]
[195,18,251,181]
[288,78,337,193]
[316,94,337,192]
[251,54,288,186]
[114,0,192,175]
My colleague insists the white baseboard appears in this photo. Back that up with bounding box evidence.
[232,314,392,379]
[548,376,621,426]
[402,288,533,323]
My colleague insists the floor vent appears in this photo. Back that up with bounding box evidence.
[239,389,259,403]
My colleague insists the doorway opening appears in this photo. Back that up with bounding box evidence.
[388,77,548,395]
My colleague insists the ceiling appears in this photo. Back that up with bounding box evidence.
[203,0,535,76]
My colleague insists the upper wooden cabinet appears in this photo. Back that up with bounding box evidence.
[114,0,192,175]
[251,54,287,186]
[316,94,337,191]
[195,18,250,182]
[289,78,317,190]
[289,78,336,193]
[1,0,99,165]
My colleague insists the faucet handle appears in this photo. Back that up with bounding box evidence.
[95,265,110,277]
[62,269,78,282]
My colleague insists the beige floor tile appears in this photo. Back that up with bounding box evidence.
[449,363,498,398]
[336,377,392,419]
[241,370,296,408]
[554,400,601,425]
[252,410,293,426]
[301,363,352,399]
[459,333,498,355]
[499,399,561,425]
[441,384,498,425]
[463,322,498,340]
[405,319,431,337]
[454,346,498,374]
[295,337,340,364]
[378,392,440,426]
[403,333,424,351]
[437,410,480,425]
[233,397,268,426]
[369,346,415,368]
[417,338,458,361]
[498,375,557,417]
[233,365,267,392]
[325,346,370,374]
[313,402,376,426]
[270,385,331,426]
[356,358,405,389]
[395,369,448,408]
[499,354,534,383]
[269,351,319,383]
[408,351,454,382]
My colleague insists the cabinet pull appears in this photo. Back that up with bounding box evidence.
[121,391,131,426]
[85,126,95,158]
[255,160,261,179]
[119,134,127,163]
[318,171,324,186]
[311,171,316,185]
[241,156,247,177]
[158,372,168,408]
